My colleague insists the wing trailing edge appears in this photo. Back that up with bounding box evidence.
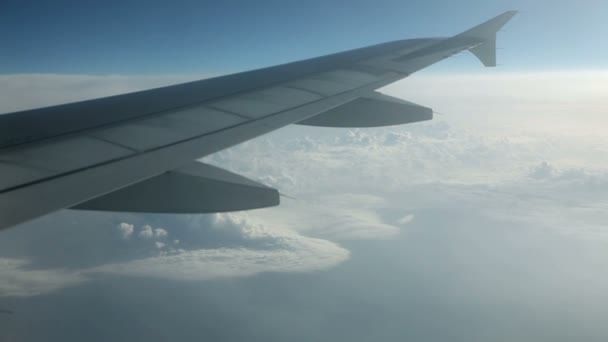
[297,91,432,127]
[72,162,279,213]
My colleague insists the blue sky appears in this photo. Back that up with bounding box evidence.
[1,0,607,74]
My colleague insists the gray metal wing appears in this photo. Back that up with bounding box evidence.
[0,11,516,231]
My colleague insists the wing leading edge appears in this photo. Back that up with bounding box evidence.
[0,11,517,231]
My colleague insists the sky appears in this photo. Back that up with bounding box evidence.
[2,1,608,341]
[1,0,608,74]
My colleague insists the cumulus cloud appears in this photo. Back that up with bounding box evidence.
[154,228,168,238]
[205,120,563,196]
[138,225,154,239]
[108,213,348,280]
[117,222,134,239]
[126,224,169,242]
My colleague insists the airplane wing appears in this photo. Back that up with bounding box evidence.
[0,11,517,231]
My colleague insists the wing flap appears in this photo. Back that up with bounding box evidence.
[73,162,279,213]
[297,91,432,127]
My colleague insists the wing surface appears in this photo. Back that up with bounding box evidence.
[0,11,516,230]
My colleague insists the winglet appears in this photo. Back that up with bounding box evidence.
[460,11,518,67]
[469,38,498,67]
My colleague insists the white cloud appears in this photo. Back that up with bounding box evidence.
[138,225,154,239]
[398,214,415,225]
[154,228,168,238]
[95,213,349,281]
[117,222,134,239]
[0,212,351,297]
[95,237,348,281]
[247,194,402,241]
[0,258,86,298]
[132,225,168,241]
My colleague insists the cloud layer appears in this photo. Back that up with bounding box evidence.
[1,70,608,300]
[0,212,349,297]
[0,258,86,297]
